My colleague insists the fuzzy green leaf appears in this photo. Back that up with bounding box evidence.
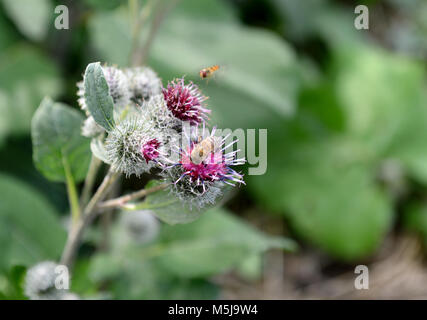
[83,62,115,131]
[31,97,91,182]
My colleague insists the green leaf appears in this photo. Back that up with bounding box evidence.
[83,0,122,11]
[335,47,425,153]
[0,13,18,51]
[0,90,9,147]
[334,46,427,184]
[88,254,219,299]
[136,188,206,225]
[0,265,27,299]
[152,18,299,118]
[150,208,296,278]
[404,202,427,239]
[88,8,131,67]
[313,6,363,49]
[1,0,52,41]
[0,174,66,271]
[83,62,115,131]
[0,136,69,212]
[247,43,427,260]
[249,135,393,260]
[31,97,91,183]
[86,208,293,298]
[0,44,63,136]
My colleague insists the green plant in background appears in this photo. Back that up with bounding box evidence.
[1,0,427,300]
[248,0,427,260]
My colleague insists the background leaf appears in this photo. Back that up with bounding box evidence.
[0,265,27,299]
[1,0,52,42]
[149,208,296,278]
[88,254,219,299]
[0,173,66,272]
[85,207,294,298]
[247,39,427,260]
[249,134,393,260]
[0,44,63,137]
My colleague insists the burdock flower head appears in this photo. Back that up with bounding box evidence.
[102,66,131,107]
[162,78,210,126]
[24,261,73,300]
[142,139,161,164]
[25,261,80,300]
[105,118,165,177]
[126,67,162,105]
[143,94,179,130]
[25,261,58,300]
[164,126,245,209]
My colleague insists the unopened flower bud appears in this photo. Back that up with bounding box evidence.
[120,210,160,244]
[126,67,162,105]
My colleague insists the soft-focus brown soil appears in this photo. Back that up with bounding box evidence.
[216,213,427,300]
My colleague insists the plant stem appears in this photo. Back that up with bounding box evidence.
[62,156,80,224]
[99,178,120,252]
[128,0,138,25]
[60,169,120,268]
[80,155,102,209]
[132,0,178,66]
[129,0,153,66]
[97,183,169,210]
[123,197,177,211]
[84,169,120,216]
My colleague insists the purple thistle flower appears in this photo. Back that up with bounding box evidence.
[162,78,210,125]
[164,126,245,209]
[141,139,161,164]
[177,127,244,187]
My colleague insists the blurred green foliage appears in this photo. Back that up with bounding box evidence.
[0,173,66,273]
[75,207,294,299]
[0,0,427,299]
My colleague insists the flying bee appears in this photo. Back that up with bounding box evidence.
[199,65,220,80]
[190,135,222,165]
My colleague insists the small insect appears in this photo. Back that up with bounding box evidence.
[190,136,222,165]
[199,65,220,80]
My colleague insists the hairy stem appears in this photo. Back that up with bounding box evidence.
[97,183,169,210]
[99,178,121,252]
[84,169,120,216]
[80,155,102,209]
[60,169,120,268]
[62,156,80,224]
